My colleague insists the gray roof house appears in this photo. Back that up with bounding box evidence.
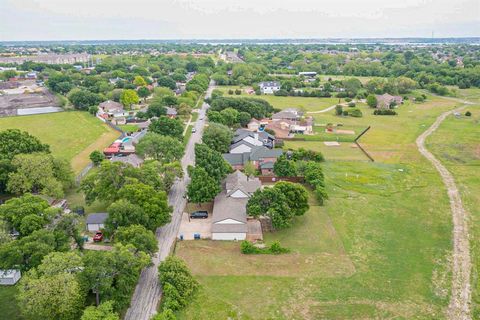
[259,81,281,94]
[223,145,283,171]
[166,107,178,117]
[272,108,304,121]
[233,129,275,148]
[86,213,108,232]
[212,171,261,240]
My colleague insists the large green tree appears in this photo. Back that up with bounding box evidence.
[273,182,309,216]
[115,224,158,254]
[17,272,85,320]
[0,129,50,161]
[247,187,294,229]
[149,116,184,140]
[120,89,139,109]
[186,166,220,204]
[136,133,184,163]
[202,123,233,153]
[7,153,73,198]
[194,143,231,182]
[81,301,119,320]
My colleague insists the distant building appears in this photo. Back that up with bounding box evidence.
[259,81,281,94]
[99,100,124,114]
[272,108,304,121]
[298,71,317,78]
[375,93,403,109]
[166,107,178,118]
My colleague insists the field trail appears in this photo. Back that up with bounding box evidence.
[416,97,474,320]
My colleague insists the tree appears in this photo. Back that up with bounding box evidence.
[151,309,177,320]
[202,123,233,153]
[0,129,49,161]
[158,256,198,311]
[335,105,343,116]
[219,108,239,127]
[120,89,139,109]
[343,78,363,95]
[238,111,252,127]
[0,229,69,271]
[246,187,293,229]
[106,199,147,232]
[7,153,73,198]
[133,76,147,87]
[366,94,378,108]
[89,150,105,166]
[149,116,184,140]
[18,272,85,320]
[68,89,103,110]
[37,251,83,276]
[137,86,150,100]
[157,76,177,90]
[136,133,184,163]
[186,166,220,204]
[0,193,51,233]
[273,156,297,177]
[19,214,46,236]
[194,143,231,182]
[118,182,172,230]
[273,182,309,216]
[115,224,158,254]
[81,301,119,320]
[243,161,257,177]
[146,103,167,118]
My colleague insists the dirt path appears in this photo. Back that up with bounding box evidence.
[416,99,473,320]
[306,99,362,114]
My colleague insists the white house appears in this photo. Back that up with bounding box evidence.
[259,81,281,94]
[0,269,21,285]
[211,171,261,240]
[86,212,108,232]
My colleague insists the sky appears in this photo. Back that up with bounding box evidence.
[0,0,479,41]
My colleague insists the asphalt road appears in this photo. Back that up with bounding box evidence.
[124,83,214,320]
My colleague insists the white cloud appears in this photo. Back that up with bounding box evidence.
[0,0,478,40]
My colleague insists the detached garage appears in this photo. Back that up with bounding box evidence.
[86,212,108,232]
[0,269,21,285]
[211,223,247,241]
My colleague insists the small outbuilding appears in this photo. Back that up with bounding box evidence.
[86,212,108,232]
[0,269,21,285]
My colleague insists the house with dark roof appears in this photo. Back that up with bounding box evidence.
[223,145,283,174]
[211,171,261,240]
[86,213,108,232]
[230,129,275,152]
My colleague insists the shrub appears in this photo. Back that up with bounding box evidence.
[465,111,472,116]
[373,109,397,115]
[228,89,234,95]
[345,98,352,102]
[240,241,289,255]
[349,108,363,118]
[348,102,356,107]
[234,89,241,95]
[335,105,343,116]
[342,110,349,116]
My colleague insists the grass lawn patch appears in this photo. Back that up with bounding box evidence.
[0,111,118,173]
[0,286,22,320]
[118,124,140,132]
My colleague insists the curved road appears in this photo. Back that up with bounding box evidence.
[124,83,214,320]
[416,98,474,320]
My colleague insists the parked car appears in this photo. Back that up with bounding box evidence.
[191,127,196,133]
[190,211,208,219]
[93,231,103,242]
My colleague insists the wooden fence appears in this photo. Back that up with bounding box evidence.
[258,176,305,183]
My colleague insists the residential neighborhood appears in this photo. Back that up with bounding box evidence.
[0,2,478,320]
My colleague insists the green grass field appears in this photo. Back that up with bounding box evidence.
[426,97,480,318]
[0,111,119,173]
[0,286,22,320]
[216,86,339,112]
[175,93,464,319]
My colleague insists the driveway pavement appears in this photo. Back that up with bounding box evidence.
[178,213,212,240]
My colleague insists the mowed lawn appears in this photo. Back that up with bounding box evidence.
[0,286,22,320]
[426,100,480,318]
[0,111,119,173]
[216,85,338,111]
[175,94,462,319]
